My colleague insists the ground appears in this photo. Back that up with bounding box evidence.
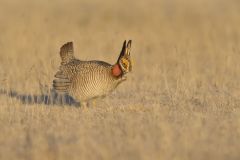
[0,0,240,159]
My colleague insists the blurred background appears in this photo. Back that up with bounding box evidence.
[0,0,240,159]
[0,0,240,94]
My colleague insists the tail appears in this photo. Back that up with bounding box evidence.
[60,42,75,65]
[53,42,74,93]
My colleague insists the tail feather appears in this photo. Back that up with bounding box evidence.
[53,42,75,93]
[60,42,75,65]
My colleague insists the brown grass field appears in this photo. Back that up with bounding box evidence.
[0,0,240,159]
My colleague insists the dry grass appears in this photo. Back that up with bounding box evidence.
[0,0,240,159]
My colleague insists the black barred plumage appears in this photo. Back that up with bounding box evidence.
[53,40,132,106]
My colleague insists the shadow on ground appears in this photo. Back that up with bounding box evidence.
[0,89,80,106]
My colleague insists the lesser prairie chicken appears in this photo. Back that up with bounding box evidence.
[53,40,132,106]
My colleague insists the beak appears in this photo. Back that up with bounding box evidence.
[122,75,127,81]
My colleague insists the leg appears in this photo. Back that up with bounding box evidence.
[80,101,88,108]
[87,98,99,107]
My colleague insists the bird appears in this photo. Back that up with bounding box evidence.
[53,40,132,107]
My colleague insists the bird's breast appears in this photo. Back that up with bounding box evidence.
[69,67,120,101]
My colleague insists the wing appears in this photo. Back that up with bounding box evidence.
[53,59,81,93]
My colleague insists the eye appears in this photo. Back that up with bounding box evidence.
[121,58,129,69]
[123,62,127,68]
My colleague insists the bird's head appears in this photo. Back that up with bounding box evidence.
[112,40,133,77]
